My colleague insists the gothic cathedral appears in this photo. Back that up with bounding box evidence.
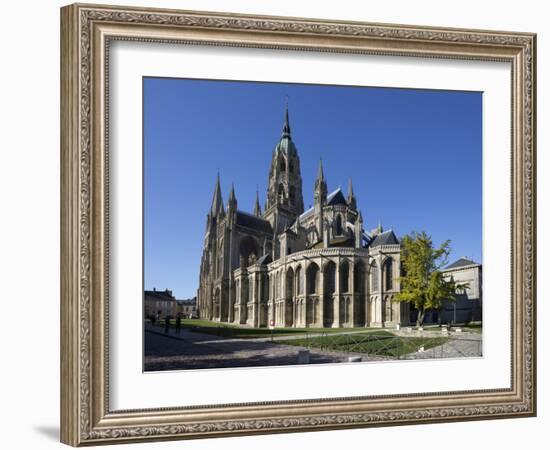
[197,105,408,328]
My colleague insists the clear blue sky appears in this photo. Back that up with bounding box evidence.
[144,77,482,299]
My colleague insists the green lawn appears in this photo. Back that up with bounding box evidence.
[151,318,383,339]
[278,331,449,358]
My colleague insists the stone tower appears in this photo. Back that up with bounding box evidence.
[263,104,304,241]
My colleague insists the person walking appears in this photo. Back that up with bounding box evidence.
[164,315,171,334]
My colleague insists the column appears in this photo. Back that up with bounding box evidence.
[333,261,341,328]
[318,260,324,327]
[349,260,355,327]
[257,274,263,327]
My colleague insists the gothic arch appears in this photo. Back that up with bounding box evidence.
[336,214,343,236]
[277,183,285,203]
[286,267,295,299]
[340,260,350,293]
[354,260,366,294]
[306,262,320,295]
[370,260,379,292]
[239,236,259,265]
[289,185,296,205]
[383,258,394,290]
[323,261,336,326]
[295,265,303,296]
[323,260,336,295]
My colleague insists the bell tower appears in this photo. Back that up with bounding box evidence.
[263,103,304,235]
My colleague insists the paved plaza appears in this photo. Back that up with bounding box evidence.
[144,325,482,371]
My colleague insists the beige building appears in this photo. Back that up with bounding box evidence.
[176,298,197,318]
[197,106,408,328]
[144,288,177,318]
[440,258,482,324]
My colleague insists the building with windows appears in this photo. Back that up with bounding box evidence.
[440,258,482,324]
[144,288,177,318]
[176,297,197,318]
[197,105,408,329]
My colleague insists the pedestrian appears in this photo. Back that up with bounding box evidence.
[164,315,170,334]
[175,314,181,334]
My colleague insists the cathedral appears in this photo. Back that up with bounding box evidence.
[197,106,408,328]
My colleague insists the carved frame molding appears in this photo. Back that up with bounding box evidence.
[60,3,536,446]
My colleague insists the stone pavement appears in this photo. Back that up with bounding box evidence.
[144,326,364,371]
[144,324,482,371]
[402,332,482,360]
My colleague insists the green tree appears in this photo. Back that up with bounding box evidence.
[394,231,467,327]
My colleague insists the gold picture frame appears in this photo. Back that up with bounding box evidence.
[60,3,536,446]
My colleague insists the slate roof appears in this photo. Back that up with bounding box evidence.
[298,206,314,220]
[369,230,399,247]
[444,258,479,270]
[144,290,175,301]
[298,188,345,221]
[274,135,298,156]
[236,210,273,234]
[326,188,347,206]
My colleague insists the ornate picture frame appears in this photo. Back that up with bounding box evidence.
[60,3,536,446]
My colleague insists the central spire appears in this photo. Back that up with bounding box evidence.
[281,100,291,138]
[264,100,304,223]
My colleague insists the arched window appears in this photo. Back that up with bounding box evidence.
[370,262,379,291]
[296,266,303,295]
[286,268,294,298]
[384,259,393,290]
[336,215,343,235]
[280,159,286,173]
[278,184,285,203]
[324,261,336,294]
[307,263,320,295]
[354,261,365,293]
[340,260,350,293]
[289,161,294,173]
[289,186,296,205]
[239,236,259,265]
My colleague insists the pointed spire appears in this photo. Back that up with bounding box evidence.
[210,171,224,217]
[314,157,327,206]
[282,99,291,138]
[227,182,237,207]
[316,157,325,182]
[377,220,383,234]
[347,177,357,209]
[348,178,354,198]
[254,187,262,217]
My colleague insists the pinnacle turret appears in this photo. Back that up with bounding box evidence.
[227,183,237,211]
[210,172,224,217]
[254,188,262,217]
[347,177,357,209]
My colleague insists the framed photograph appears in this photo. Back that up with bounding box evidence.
[60,3,536,446]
